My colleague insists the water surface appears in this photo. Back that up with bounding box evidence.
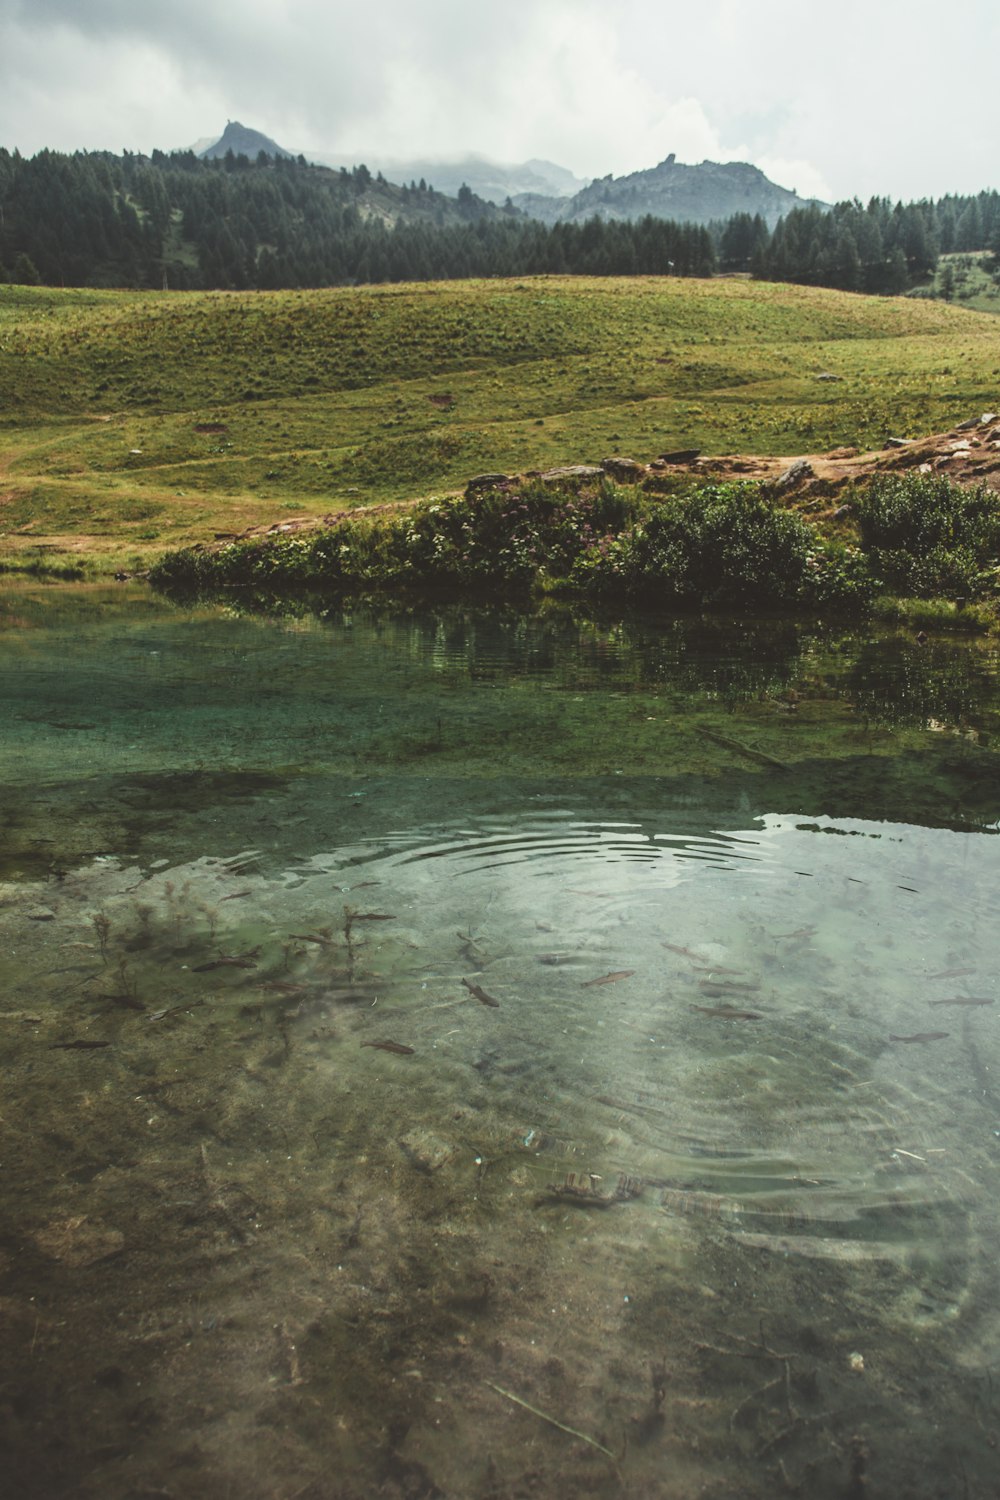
[2,582,999,1498]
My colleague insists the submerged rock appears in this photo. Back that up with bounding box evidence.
[398,1129,455,1173]
[33,1216,125,1267]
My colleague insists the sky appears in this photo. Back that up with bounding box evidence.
[0,0,996,204]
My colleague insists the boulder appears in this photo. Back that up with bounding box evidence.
[600,456,646,482]
[464,473,514,497]
[773,459,814,491]
[659,448,701,464]
[538,465,604,487]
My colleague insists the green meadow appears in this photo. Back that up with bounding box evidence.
[2,276,999,574]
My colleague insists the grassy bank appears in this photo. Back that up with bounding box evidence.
[3,276,1000,576]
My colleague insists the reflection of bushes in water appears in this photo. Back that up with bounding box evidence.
[846,636,1000,731]
[169,587,814,707]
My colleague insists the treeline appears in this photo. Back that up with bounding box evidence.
[0,146,504,289]
[0,146,714,287]
[0,145,998,296]
[715,192,1000,293]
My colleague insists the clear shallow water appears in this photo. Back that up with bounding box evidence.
[2,582,1000,1498]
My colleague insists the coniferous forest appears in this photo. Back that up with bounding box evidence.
[0,144,998,295]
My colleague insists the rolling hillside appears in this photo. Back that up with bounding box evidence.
[2,276,998,572]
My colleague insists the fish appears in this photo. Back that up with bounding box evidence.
[691,1005,763,1020]
[662,943,707,963]
[326,986,380,1005]
[49,1039,111,1050]
[926,967,976,980]
[928,997,993,1007]
[540,1172,642,1208]
[350,912,396,922]
[193,952,259,971]
[581,970,635,988]
[462,977,500,1008]
[147,1000,205,1022]
[889,1032,949,1043]
[193,960,257,972]
[94,990,146,1012]
[219,889,253,902]
[698,977,761,994]
[774,927,817,939]
[361,1039,414,1055]
[17,714,96,731]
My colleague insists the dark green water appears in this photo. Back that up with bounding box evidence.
[2,581,999,1498]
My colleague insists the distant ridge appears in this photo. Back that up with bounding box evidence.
[310,153,588,203]
[514,154,822,228]
[199,121,294,160]
[192,126,814,227]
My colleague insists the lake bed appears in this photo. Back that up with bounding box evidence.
[2,582,999,1498]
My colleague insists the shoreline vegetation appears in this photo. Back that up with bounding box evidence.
[2,275,999,626]
[147,466,1000,632]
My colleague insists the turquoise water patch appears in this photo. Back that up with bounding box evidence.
[1,583,999,1498]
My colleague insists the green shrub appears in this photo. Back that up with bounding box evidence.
[149,474,999,621]
[570,483,817,608]
[800,538,878,612]
[853,475,1000,598]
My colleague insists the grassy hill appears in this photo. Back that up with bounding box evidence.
[2,276,999,574]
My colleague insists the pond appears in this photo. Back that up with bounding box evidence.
[2,580,999,1499]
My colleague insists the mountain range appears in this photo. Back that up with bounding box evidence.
[197,122,820,228]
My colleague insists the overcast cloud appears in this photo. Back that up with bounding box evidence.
[0,0,996,202]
